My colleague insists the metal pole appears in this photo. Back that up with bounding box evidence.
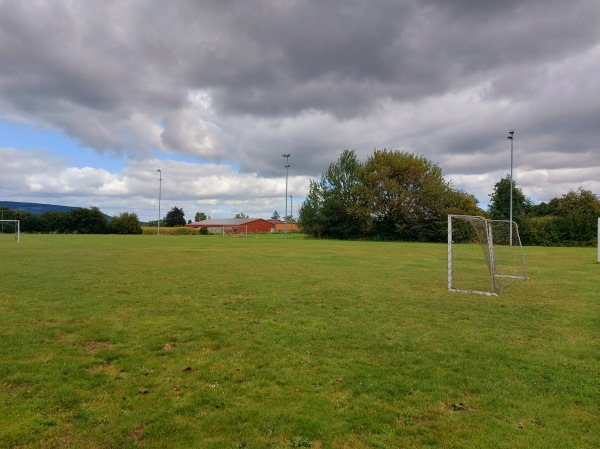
[282,153,290,239]
[157,169,162,236]
[507,130,514,246]
[290,195,293,220]
[448,215,453,291]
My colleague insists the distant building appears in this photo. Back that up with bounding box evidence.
[185,218,275,233]
[185,218,301,233]
[270,220,301,232]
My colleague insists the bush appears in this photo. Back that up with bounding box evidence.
[109,212,142,234]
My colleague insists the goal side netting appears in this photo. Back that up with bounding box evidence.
[0,220,20,243]
[448,215,526,296]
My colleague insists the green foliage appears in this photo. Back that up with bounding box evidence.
[109,212,142,234]
[234,212,249,219]
[37,207,108,234]
[523,216,562,246]
[488,176,532,224]
[194,211,208,222]
[70,207,108,234]
[271,211,281,220]
[554,187,600,246]
[519,187,599,247]
[299,150,368,239]
[299,149,482,241]
[165,206,186,227]
[1,206,111,234]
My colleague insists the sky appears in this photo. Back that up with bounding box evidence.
[1,0,599,222]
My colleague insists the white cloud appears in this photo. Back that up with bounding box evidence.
[0,1,598,219]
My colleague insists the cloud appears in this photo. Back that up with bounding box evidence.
[0,0,599,217]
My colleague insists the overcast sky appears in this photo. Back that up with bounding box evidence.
[1,0,599,221]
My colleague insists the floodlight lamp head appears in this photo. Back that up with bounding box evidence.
[282,153,290,158]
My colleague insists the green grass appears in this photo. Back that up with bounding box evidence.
[0,235,598,448]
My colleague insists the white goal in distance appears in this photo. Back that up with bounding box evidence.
[448,215,526,296]
[0,220,20,243]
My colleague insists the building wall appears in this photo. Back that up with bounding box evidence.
[186,219,275,233]
[273,222,301,232]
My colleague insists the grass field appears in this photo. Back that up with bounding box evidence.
[0,234,598,448]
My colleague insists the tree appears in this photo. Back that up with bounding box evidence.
[234,212,249,219]
[165,206,186,227]
[299,150,368,239]
[71,207,108,234]
[358,150,455,241]
[555,187,600,245]
[488,176,532,223]
[109,212,142,234]
[299,149,483,241]
[194,211,208,222]
[39,210,74,233]
[271,211,281,221]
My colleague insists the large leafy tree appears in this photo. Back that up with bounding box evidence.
[298,150,368,239]
[359,150,457,241]
[300,149,480,241]
[70,207,108,234]
[165,206,186,227]
[488,176,532,224]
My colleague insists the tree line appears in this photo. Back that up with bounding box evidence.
[0,206,143,234]
[298,149,599,246]
[0,205,252,235]
[488,178,599,246]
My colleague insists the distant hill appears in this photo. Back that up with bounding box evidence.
[0,201,82,215]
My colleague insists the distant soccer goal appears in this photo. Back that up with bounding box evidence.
[0,220,20,243]
[448,215,526,296]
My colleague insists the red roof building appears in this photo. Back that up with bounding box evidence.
[185,218,275,233]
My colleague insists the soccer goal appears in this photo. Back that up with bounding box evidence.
[448,215,526,296]
[0,220,20,243]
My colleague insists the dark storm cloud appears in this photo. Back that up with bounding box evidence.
[0,0,599,207]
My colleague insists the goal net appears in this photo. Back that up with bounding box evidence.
[0,220,20,243]
[448,215,526,296]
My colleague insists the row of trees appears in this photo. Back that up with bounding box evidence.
[298,149,481,241]
[0,207,143,234]
[488,178,599,246]
[298,149,599,246]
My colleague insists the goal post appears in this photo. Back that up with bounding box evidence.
[0,220,20,243]
[448,215,526,296]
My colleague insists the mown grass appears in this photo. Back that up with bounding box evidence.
[0,235,598,448]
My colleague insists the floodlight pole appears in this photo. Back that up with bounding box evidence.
[290,195,293,220]
[282,153,290,239]
[157,169,162,236]
[507,130,514,246]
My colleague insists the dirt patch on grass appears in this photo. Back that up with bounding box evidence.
[86,363,121,376]
[80,340,116,354]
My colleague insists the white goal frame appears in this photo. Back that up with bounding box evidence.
[448,215,526,296]
[0,220,20,243]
